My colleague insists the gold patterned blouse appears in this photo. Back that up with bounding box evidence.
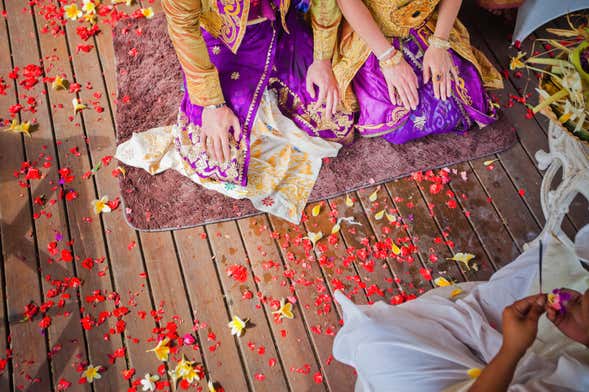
[161,0,341,107]
[332,0,504,111]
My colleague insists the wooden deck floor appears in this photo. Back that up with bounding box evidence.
[0,1,587,391]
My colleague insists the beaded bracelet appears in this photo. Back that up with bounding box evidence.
[379,50,403,69]
[377,46,395,61]
[428,35,451,50]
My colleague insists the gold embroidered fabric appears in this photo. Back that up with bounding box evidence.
[115,91,342,224]
[332,1,504,111]
[310,0,342,60]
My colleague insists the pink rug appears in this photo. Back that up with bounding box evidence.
[113,14,516,231]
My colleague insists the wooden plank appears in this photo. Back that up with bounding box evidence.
[139,231,208,389]
[355,186,433,295]
[0,4,18,390]
[0,2,53,390]
[328,194,403,304]
[384,180,467,284]
[206,221,290,391]
[238,215,325,391]
[0,238,9,392]
[268,216,356,391]
[173,227,251,392]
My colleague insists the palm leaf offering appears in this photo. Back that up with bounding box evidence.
[511,14,589,144]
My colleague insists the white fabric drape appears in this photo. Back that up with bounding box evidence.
[333,226,589,391]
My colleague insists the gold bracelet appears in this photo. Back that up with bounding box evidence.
[379,50,403,69]
[428,35,451,50]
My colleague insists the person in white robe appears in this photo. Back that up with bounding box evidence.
[333,225,589,391]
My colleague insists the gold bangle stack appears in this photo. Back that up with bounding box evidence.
[379,50,403,69]
[428,35,451,49]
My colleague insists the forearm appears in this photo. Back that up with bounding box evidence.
[336,0,391,57]
[433,0,462,39]
[469,347,522,392]
[161,0,224,106]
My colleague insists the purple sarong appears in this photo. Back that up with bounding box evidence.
[353,25,497,144]
[175,9,354,186]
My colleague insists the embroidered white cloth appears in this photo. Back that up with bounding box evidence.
[115,91,341,224]
[333,226,589,392]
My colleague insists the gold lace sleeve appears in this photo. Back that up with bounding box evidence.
[310,0,342,61]
[161,0,225,106]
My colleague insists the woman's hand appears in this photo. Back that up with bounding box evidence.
[306,59,340,119]
[501,294,546,357]
[546,288,589,347]
[381,58,419,110]
[423,46,459,101]
[201,105,242,163]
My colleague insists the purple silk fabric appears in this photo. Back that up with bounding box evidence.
[353,27,497,144]
[178,9,354,186]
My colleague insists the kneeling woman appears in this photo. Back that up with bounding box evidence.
[116,0,353,223]
[333,0,503,144]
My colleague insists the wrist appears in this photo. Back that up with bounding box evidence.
[498,345,526,362]
[204,102,227,111]
[379,49,403,69]
[428,35,451,50]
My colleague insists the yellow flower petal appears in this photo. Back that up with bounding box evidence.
[345,194,353,207]
[64,4,83,20]
[273,298,294,320]
[331,223,341,234]
[52,75,67,90]
[141,7,154,18]
[228,315,247,336]
[374,209,385,220]
[73,98,87,115]
[92,196,111,214]
[368,188,379,202]
[4,120,32,137]
[450,288,464,298]
[509,51,526,70]
[385,211,397,223]
[447,252,476,271]
[434,277,452,287]
[483,159,497,167]
[82,364,103,383]
[311,204,321,217]
[467,367,482,379]
[391,242,401,255]
[306,231,323,248]
[147,337,171,361]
